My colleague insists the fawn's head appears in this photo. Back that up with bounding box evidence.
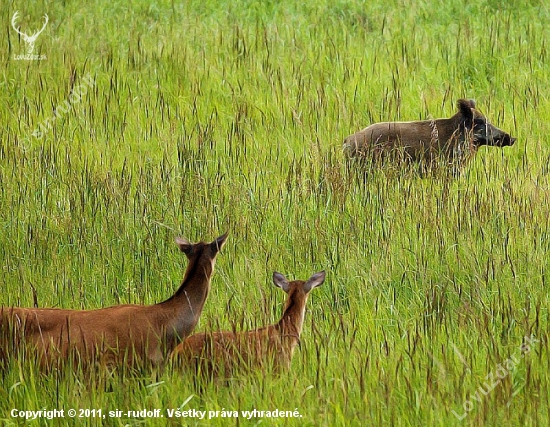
[272,270,325,299]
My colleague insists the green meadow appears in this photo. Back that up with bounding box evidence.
[1,0,550,425]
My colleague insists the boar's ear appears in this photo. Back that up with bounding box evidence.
[457,99,475,119]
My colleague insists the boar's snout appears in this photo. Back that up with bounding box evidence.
[486,124,516,147]
[499,134,516,146]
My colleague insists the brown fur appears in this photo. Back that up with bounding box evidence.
[171,271,325,378]
[343,99,515,169]
[0,233,228,370]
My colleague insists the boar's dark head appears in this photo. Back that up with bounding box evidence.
[458,99,516,147]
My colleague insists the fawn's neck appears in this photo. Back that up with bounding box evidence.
[277,291,308,338]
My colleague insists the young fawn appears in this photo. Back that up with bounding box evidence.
[0,232,228,370]
[171,270,325,377]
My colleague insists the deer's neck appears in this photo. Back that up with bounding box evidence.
[159,255,212,342]
[173,263,211,309]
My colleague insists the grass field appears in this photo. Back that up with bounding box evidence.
[1,0,550,425]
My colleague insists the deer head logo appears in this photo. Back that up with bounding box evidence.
[11,11,49,55]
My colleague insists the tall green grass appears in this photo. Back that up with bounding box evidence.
[1,0,550,425]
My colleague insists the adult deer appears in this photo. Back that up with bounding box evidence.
[0,232,228,370]
[11,12,49,55]
[171,270,325,377]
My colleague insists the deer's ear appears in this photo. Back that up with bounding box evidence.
[304,271,326,292]
[273,272,290,293]
[175,237,194,255]
[211,232,228,253]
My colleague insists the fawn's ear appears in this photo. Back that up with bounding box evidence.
[175,237,194,255]
[304,271,326,293]
[211,231,229,253]
[273,272,290,293]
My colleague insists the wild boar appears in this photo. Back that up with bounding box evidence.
[343,99,515,171]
